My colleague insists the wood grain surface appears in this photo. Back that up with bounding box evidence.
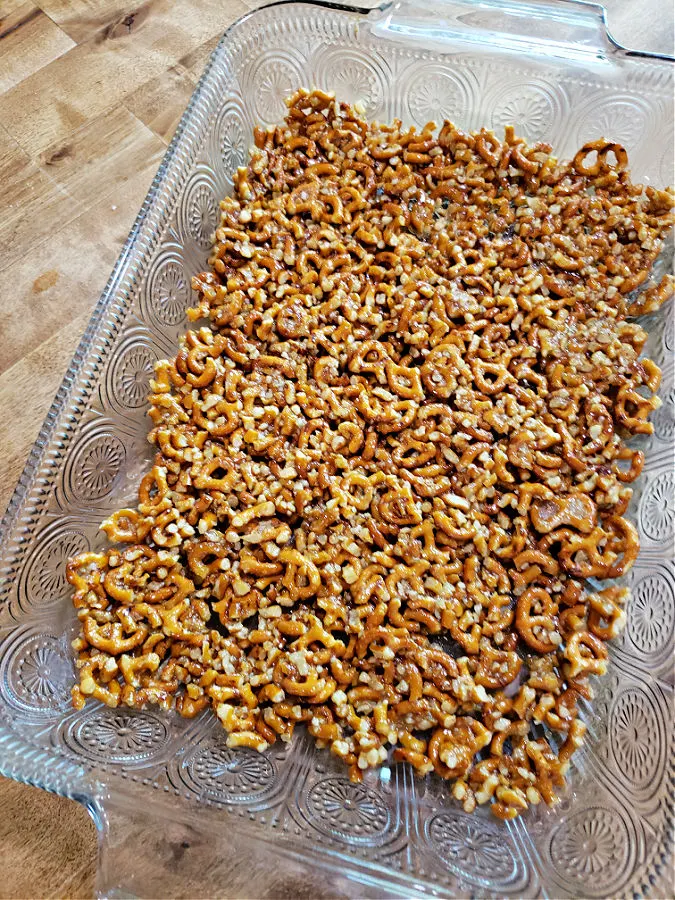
[0,1,670,897]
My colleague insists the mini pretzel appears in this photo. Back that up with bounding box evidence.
[564,631,608,678]
[587,586,628,640]
[428,718,491,778]
[573,139,628,176]
[515,588,559,653]
[101,509,153,543]
[475,644,522,689]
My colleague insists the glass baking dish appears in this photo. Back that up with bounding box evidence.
[0,0,673,895]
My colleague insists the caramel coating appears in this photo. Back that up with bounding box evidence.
[67,90,674,819]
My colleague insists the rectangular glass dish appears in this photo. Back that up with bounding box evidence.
[0,1,673,896]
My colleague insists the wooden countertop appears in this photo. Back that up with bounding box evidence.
[0,1,671,896]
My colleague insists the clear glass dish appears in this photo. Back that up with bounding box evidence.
[0,1,673,896]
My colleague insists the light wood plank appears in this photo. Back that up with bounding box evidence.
[0,0,30,16]
[176,0,270,79]
[0,161,158,376]
[0,3,75,94]
[37,0,165,44]
[0,125,80,272]
[0,120,31,182]
[37,103,164,204]
[0,0,248,157]
[0,310,90,513]
[0,165,79,268]
[39,0,249,46]
[178,33,220,81]
[0,14,183,157]
[0,47,166,159]
[124,63,197,144]
[0,777,96,900]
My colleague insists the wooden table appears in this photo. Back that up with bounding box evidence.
[0,1,671,896]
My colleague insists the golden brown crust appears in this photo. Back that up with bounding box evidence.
[66,89,674,819]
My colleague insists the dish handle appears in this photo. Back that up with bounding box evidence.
[368,0,618,58]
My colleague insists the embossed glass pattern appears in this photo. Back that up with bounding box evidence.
[0,1,673,895]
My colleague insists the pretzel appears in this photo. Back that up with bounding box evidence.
[564,631,608,678]
[516,587,560,653]
[74,655,122,709]
[101,509,153,543]
[67,90,673,821]
[587,586,628,640]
